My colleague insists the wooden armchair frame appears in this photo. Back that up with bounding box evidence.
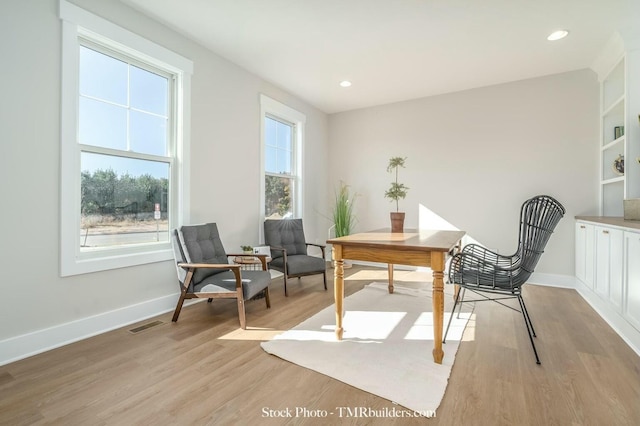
[173,253,271,330]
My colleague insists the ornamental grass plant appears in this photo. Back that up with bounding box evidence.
[333,182,356,237]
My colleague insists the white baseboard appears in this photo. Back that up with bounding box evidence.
[529,274,640,357]
[2,269,280,366]
[528,272,577,288]
[526,274,640,356]
[575,282,640,358]
[0,292,190,366]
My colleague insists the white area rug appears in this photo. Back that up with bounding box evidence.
[260,282,472,415]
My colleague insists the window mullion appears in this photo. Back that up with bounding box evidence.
[79,144,170,164]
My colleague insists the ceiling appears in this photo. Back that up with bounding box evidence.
[123,0,637,114]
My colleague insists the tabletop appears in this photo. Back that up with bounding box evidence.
[327,228,465,252]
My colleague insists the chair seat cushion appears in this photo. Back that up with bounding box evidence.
[270,254,325,276]
[194,270,271,300]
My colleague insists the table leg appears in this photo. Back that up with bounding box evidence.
[333,244,344,340]
[432,251,445,364]
[387,263,394,294]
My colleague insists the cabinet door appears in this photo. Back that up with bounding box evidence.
[595,226,611,298]
[625,231,640,331]
[608,229,623,311]
[595,226,624,305]
[575,222,594,288]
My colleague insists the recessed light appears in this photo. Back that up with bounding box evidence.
[339,80,352,88]
[547,30,569,41]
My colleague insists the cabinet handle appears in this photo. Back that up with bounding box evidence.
[602,230,609,234]
[580,225,586,229]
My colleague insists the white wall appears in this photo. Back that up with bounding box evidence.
[0,0,600,363]
[0,0,328,361]
[328,69,600,278]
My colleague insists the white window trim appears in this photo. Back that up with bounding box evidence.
[259,95,305,239]
[59,0,192,276]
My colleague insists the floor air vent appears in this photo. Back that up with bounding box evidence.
[129,320,163,334]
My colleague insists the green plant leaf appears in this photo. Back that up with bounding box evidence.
[332,181,357,237]
[384,157,408,211]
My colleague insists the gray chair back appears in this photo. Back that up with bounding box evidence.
[179,223,230,284]
[264,219,308,259]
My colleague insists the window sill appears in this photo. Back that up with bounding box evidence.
[61,247,173,277]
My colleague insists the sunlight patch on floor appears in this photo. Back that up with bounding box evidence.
[270,310,408,342]
[342,310,406,340]
[218,327,284,341]
[460,313,476,341]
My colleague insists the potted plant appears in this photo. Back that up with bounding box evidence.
[384,156,409,232]
[330,181,357,268]
[333,181,356,238]
[241,245,253,255]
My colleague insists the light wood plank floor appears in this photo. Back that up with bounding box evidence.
[1,264,639,425]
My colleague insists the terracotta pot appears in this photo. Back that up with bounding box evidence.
[390,212,405,233]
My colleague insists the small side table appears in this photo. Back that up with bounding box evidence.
[233,256,271,271]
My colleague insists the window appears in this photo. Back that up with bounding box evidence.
[60,1,192,276]
[264,116,294,218]
[79,45,171,250]
[260,95,305,222]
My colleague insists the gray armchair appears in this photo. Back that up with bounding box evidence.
[264,219,327,296]
[171,223,271,329]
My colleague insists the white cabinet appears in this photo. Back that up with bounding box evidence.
[594,226,623,310]
[575,222,594,288]
[624,231,640,330]
[576,219,640,333]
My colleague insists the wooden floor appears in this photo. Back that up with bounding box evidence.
[1,264,639,425]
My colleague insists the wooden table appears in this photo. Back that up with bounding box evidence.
[327,229,465,364]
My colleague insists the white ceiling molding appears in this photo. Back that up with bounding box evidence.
[591,32,625,81]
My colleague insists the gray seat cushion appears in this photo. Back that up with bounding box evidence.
[270,254,325,276]
[194,270,271,301]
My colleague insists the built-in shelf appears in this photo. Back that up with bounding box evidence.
[599,54,627,217]
[602,95,625,117]
[602,135,625,151]
[602,176,625,185]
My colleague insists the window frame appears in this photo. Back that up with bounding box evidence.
[59,1,192,276]
[259,95,305,233]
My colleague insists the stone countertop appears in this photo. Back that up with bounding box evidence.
[575,216,640,231]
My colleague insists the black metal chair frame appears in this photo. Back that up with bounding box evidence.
[443,195,565,364]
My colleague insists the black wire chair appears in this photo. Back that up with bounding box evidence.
[443,195,565,364]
